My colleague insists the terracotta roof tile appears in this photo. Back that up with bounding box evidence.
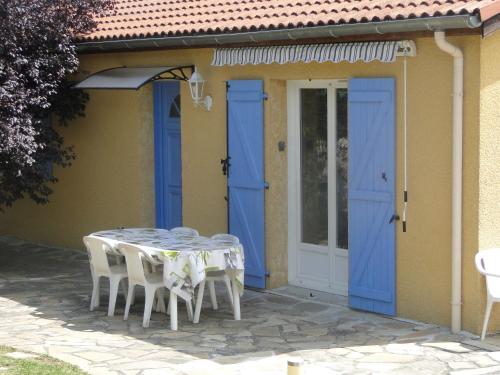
[79,0,499,41]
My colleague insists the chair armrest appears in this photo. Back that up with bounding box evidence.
[475,257,500,278]
[475,254,490,276]
[480,271,500,279]
[140,248,162,265]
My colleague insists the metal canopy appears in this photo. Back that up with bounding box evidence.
[74,65,194,90]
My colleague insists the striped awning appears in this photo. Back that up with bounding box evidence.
[212,41,411,66]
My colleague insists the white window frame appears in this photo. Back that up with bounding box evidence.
[287,79,348,296]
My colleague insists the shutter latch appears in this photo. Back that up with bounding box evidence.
[389,214,400,224]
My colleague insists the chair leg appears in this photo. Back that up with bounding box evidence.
[120,279,128,298]
[90,275,100,311]
[143,286,156,328]
[223,275,234,308]
[170,291,178,331]
[154,296,160,313]
[193,280,206,324]
[231,277,241,321]
[208,280,218,310]
[156,289,167,313]
[186,300,193,321]
[108,277,120,317]
[124,284,135,321]
[481,298,494,340]
[152,297,157,312]
[131,286,136,306]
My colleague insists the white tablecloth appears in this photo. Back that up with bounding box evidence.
[91,228,245,301]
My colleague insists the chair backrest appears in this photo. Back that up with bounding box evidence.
[211,233,240,246]
[171,227,199,236]
[475,248,500,291]
[117,243,148,285]
[83,236,112,276]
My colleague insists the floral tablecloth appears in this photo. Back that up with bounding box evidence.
[90,228,245,301]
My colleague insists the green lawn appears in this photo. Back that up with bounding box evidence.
[0,346,87,375]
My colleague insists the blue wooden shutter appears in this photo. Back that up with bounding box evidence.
[154,81,182,229]
[348,78,396,316]
[227,80,266,288]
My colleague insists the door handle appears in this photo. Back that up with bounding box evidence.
[221,157,231,176]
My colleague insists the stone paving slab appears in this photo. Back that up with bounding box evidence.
[0,235,499,374]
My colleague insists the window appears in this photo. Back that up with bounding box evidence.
[169,95,181,118]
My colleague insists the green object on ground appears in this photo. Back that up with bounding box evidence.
[0,346,87,375]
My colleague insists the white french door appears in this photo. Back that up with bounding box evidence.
[287,80,348,296]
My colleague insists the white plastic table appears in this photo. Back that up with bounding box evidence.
[91,228,245,330]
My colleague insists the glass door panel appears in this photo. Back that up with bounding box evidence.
[336,88,348,250]
[300,88,328,246]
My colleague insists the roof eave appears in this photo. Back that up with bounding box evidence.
[76,14,482,53]
[480,1,500,22]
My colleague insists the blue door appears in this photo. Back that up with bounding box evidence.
[348,78,396,316]
[227,80,266,288]
[154,81,182,229]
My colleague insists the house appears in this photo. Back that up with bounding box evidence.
[2,0,500,336]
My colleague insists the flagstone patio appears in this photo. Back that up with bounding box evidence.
[0,235,499,375]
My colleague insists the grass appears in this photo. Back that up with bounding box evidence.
[0,346,87,375]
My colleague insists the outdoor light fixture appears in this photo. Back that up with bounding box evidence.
[188,67,213,111]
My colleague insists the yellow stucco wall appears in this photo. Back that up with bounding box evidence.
[0,87,155,247]
[475,30,500,335]
[0,35,489,331]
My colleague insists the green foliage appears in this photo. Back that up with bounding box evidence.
[0,346,87,375]
[0,0,113,209]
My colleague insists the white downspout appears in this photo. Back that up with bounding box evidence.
[434,31,464,334]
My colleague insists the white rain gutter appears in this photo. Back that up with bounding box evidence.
[76,15,481,53]
[434,31,464,334]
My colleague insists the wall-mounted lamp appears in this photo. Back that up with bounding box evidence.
[188,67,213,111]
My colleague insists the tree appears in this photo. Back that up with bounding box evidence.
[0,0,114,209]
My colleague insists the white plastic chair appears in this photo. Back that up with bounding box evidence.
[118,243,194,328]
[211,234,240,245]
[118,243,169,327]
[171,227,199,236]
[83,236,128,317]
[192,234,240,324]
[475,248,500,340]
